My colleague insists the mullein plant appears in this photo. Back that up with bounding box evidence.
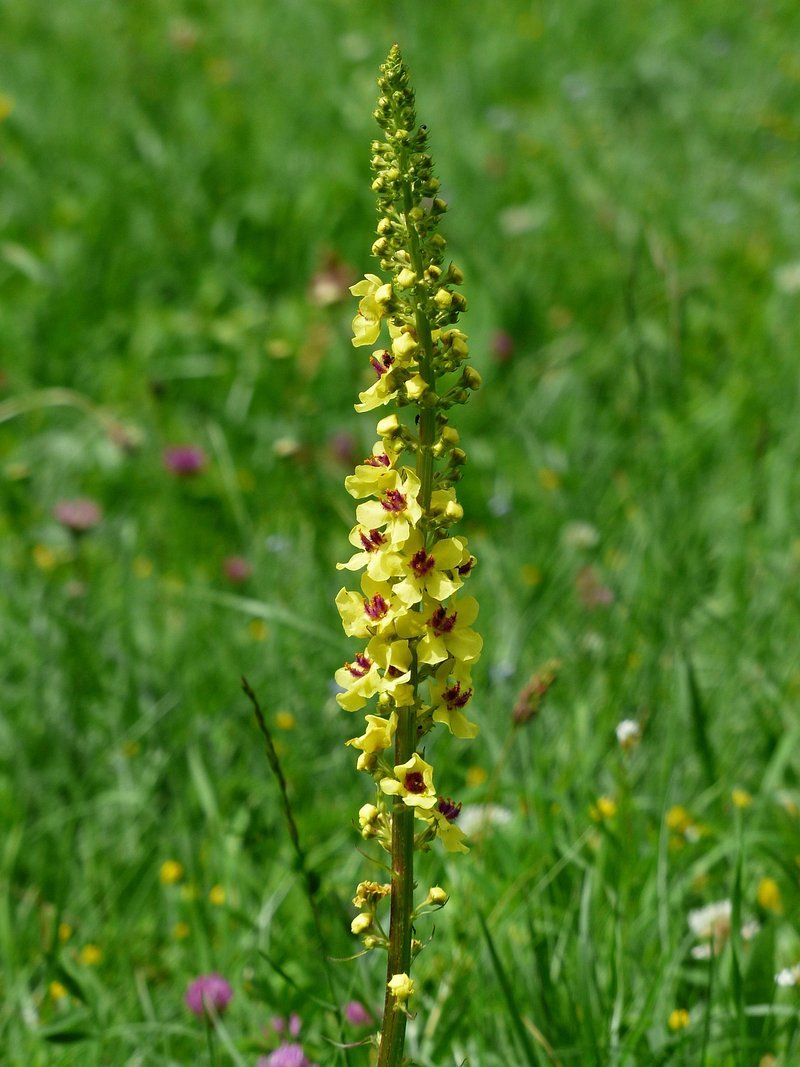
[334,45,482,1067]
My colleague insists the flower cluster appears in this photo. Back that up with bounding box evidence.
[334,45,481,1027]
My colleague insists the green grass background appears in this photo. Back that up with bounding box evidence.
[2,0,800,1063]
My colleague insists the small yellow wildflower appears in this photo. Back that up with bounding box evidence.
[275,711,296,730]
[757,877,783,914]
[666,805,692,834]
[538,467,561,492]
[520,564,542,586]
[49,981,68,1002]
[159,860,183,886]
[248,619,269,641]
[590,796,617,821]
[78,944,102,966]
[668,1008,690,1031]
[173,921,190,940]
[33,544,58,571]
[732,788,753,809]
[209,885,226,906]
[466,765,487,788]
[133,556,153,579]
[58,922,73,943]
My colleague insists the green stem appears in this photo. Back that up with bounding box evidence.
[376,158,437,1067]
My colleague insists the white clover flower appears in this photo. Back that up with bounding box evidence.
[776,966,800,988]
[689,899,732,958]
[615,719,641,750]
[458,804,513,836]
[562,521,600,549]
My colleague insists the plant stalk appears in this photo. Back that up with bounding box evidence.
[376,164,437,1067]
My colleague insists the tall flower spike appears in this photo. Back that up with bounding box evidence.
[335,45,481,1067]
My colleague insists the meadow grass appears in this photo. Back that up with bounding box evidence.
[2,1,800,1063]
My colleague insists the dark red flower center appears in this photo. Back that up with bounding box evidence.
[457,557,475,576]
[347,654,372,678]
[404,771,426,794]
[364,594,389,620]
[386,665,404,679]
[428,605,457,634]
[437,796,462,822]
[410,549,435,576]
[369,351,395,378]
[443,682,473,710]
[364,452,391,468]
[359,528,386,553]
[380,489,407,513]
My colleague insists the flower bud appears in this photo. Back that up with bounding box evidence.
[359,803,379,826]
[387,973,414,1002]
[444,500,464,523]
[351,913,373,935]
[434,288,453,309]
[449,448,467,467]
[375,282,393,305]
[392,332,418,359]
[462,366,482,390]
[376,414,401,438]
[377,217,392,234]
[396,267,417,288]
[426,886,448,906]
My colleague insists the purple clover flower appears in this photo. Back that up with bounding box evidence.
[223,556,253,583]
[344,1000,372,1026]
[258,1045,317,1067]
[53,498,102,533]
[184,973,233,1018]
[163,445,206,477]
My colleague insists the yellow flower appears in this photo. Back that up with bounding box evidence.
[666,805,692,834]
[335,577,407,640]
[173,921,190,940]
[732,788,753,809]
[429,810,469,852]
[668,1008,690,1031]
[275,711,296,730]
[248,619,269,641]
[355,469,423,546]
[58,922,73,943]
[538,467,561,491]
[334,650,384,711]
[337,524,404,582]
[133,556,153,579]
[429,662,478,738]
[399,595,482,666]
[393,532,468,607]
[347,713,397,759]
[350,274,389,347]
[49,981,68,1001]
[344,443,398,499]
[465,765,487,788]
[160,860,184,885]
[33,544,58,571]
[387,972,414,1002]
[590,796,617,821]
[355,350,400,412]
[209,885,226,906]
[78,944,102,966]
[757,877,783,914]
[380,754,437,809]
[520,564,542,586]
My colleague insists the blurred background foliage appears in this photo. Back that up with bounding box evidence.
[2,0,800,1063]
